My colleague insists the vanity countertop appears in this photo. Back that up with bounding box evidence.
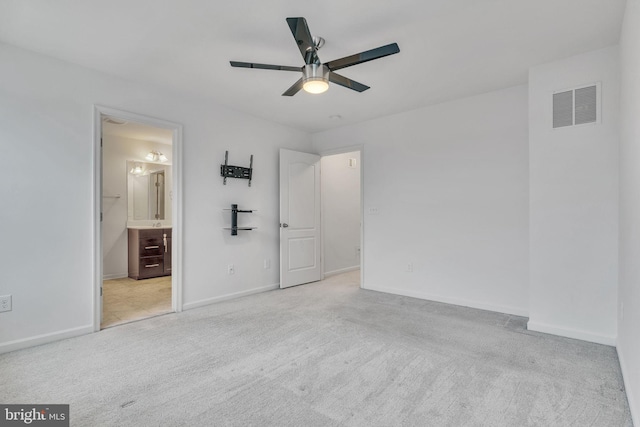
[127,225,172,230]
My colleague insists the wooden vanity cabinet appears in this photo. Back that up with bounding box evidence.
[128,228,172,280]
[163,229,172,276]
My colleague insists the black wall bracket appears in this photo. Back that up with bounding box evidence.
[224,204,256,235]
[221,151,253,186]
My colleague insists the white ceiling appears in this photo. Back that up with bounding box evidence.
[102,117,173,145]
[0,0,626,133]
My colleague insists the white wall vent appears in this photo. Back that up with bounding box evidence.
[553,90,573,128]
[552,83,600,129]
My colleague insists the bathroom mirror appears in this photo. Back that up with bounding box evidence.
[127,160,172,221]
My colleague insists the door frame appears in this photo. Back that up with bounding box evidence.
[92,105,184,332]
[317,145,364,289]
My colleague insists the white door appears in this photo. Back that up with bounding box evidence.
[279,149,322,288]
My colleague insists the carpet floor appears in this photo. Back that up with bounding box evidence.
[0,271,632,426]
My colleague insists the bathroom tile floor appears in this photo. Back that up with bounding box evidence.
[101,276,172,329]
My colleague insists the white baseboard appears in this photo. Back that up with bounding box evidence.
[527,320,616,346]
[1,284,280,354]
[103,273,128,280]
[0,324,94,355]
[183,283,280,311]
[617,344,639,426]
[324,266,360,278]
[364,284,529,317]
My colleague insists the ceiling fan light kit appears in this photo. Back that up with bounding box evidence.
[302,64,329,94]
[230,17,400,96]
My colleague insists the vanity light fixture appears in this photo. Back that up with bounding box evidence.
[102,116,127,125]
[129,162,145,176]
[145,150,168,163]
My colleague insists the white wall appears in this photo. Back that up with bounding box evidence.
[0,42,311,352]
[528,46,620,345]
[321,151,361,276]
[312,85,529,316]
[618,0,640,422]
[102,135,172,279]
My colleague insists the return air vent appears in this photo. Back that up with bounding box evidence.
[552,83,599,129]
[553,91,573,128]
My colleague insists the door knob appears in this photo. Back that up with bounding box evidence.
[281,223,289,228]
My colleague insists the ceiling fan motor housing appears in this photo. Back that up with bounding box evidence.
[303,63,328,81]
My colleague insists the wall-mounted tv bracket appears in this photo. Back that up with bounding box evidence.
[221,151,253,186]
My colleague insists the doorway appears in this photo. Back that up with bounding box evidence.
[320,150,362,284]
[279,147,363,289]
[93,106,183,331]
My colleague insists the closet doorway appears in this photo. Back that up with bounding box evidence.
[93,106,183,331]
[320,149,362,284]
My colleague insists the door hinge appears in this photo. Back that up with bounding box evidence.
[100,287,103,296]
[100,212,103,222]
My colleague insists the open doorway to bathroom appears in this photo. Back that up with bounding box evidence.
[97,109,181,329]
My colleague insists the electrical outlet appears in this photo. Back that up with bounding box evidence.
[227,264,235,275]
[0,295,12,313]
[368,207,380,215]
[264,259,271,269]
[406,263,413,273]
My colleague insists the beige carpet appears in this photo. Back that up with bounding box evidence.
[1,271,632,426]
[101,276,172,329]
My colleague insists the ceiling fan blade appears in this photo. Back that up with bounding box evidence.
[326,43,400,72]
[286,17,319,65]
[230,61,301,72]
[282,78,304,96]
[328,72,370,92]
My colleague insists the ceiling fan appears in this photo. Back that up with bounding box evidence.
[230,17,400,96]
